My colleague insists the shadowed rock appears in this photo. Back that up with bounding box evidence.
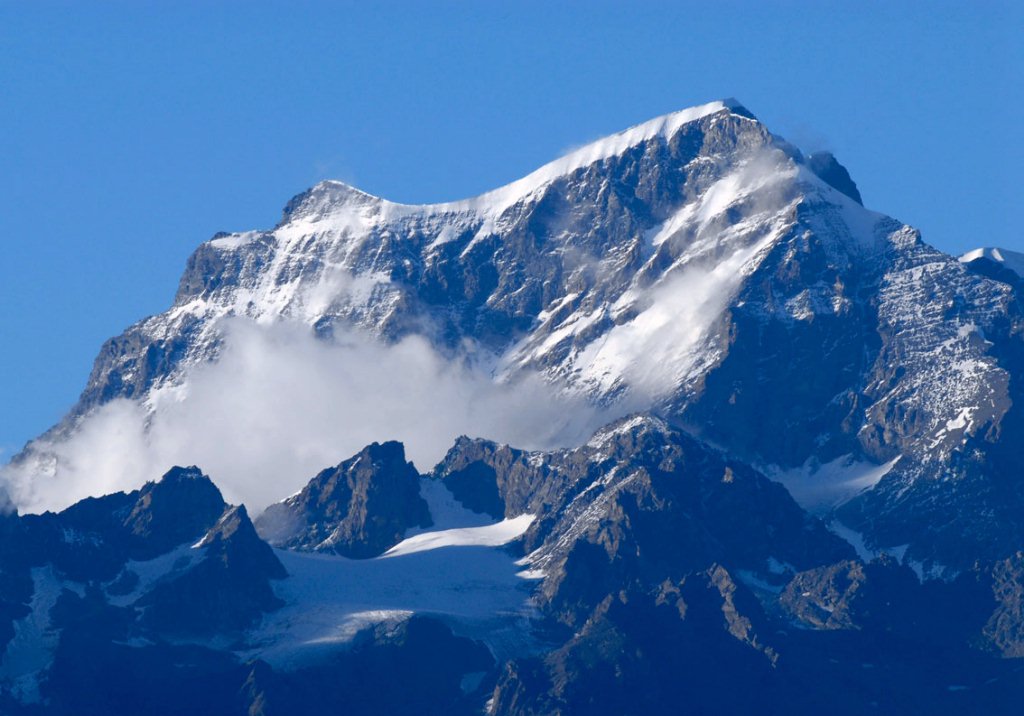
[137,504,286,636]
[256,441,431,558]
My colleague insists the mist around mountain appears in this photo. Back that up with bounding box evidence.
[2,100,1024,714]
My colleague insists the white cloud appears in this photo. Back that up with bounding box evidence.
[2,319,612,515]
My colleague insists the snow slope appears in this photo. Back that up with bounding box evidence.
[246,481,539,667]
[768,455,901,514]
[960,247,1024,278]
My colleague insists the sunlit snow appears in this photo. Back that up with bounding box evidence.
[245,480,540,667]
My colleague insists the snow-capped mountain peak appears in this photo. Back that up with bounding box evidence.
[434,98,754,215]
[282,179,389,218]
[281,98,754,222]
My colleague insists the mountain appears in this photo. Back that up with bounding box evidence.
[2,425,1022,714]
[255,441,432,558]
[3,99,1024,713]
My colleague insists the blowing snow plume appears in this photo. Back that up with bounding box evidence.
[1,319,612,515]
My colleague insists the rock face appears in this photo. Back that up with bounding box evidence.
[137,504,287,636]
[806,150,863,204]
[435,414,853,626]
[978,552,1024,657]
[122,465,228,560]
[450,419,1024,715]
[780,557,929,633]
[255,441,431,558]
[490,571,778,716]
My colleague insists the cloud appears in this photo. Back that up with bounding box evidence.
[567,148,798,401]
[2,319,612,515]
[0,152,807,518]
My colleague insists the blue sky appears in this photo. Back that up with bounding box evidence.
[1,1,1021,455]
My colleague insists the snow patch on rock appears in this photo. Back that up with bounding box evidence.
[769,455,900,514]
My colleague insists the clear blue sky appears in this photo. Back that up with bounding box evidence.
[1,1,1021,455]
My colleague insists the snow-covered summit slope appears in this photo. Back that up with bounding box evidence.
[431,98,746,214]
[70,99,882,416]
[13,99,1024,568]
[960,246,1024,278]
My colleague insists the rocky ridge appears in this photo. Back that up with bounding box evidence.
[2,423,1024,713]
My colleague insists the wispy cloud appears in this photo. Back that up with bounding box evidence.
[2,319,609,515]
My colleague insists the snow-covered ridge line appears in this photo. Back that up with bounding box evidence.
[433,99,745,214]
[381,515,535,559]
[960,246,1024,279]
[276,99,747,225]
